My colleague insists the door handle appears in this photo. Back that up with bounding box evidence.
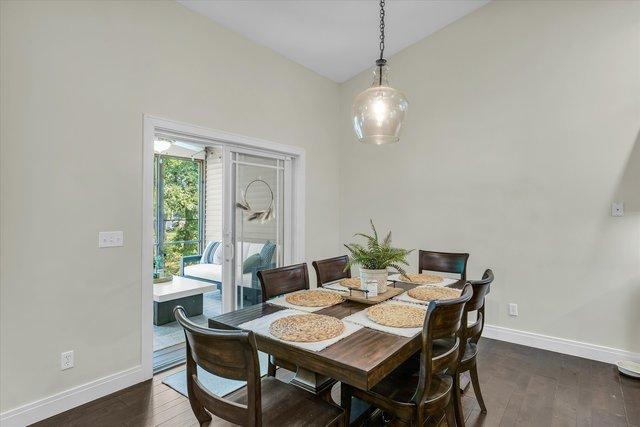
[224,242,235,262]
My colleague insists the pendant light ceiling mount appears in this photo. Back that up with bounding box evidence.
[352,0,408,146]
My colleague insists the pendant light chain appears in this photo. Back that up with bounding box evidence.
[379,0,386,61]
[378,0,386,85]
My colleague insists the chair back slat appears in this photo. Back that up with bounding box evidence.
[465,269,493,312]
[414,284,472,405]
[312,255,351,286]
[418,250,469,280]
[185,330,254,381]
[191,375,252,426]
[464,269,494,344]
[174,307,262,426]
[258,263,310,301]
[426,284,473,346]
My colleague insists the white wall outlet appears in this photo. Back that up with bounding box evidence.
[98,231,124,248]
[611,202,624,217]
[61,350,74,370]
[508,303,518,317]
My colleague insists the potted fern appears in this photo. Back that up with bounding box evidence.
[344,220,412,293]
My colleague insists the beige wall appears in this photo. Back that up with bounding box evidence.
[0,0,341,412]
[2,0,639,418]
[339,1,640,354]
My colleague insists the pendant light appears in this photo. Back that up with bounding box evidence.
[352,0,408,145]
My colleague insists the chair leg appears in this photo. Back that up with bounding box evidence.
[469,364,487,414]
[267,357,277,377]
[187,396,212,426]
[415,406,426,427]
[445,400,457,427]
[453,374,465,427]
[340,383,352,426]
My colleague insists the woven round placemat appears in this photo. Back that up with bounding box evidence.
[407,285,461,301]
[285,290,344,307]
[366,304,426,328]
[269,314,345,342]
[400,273,444,284]
[339,277,362,289]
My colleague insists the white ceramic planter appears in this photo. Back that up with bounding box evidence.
[360,268,389,293]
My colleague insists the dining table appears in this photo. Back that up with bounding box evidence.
[208,279,467,398]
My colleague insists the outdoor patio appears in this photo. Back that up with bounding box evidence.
[153,289,222,351]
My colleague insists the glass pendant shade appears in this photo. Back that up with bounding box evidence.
[352,65,408,145]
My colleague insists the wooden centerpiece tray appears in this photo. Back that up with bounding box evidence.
[342,285,405,305]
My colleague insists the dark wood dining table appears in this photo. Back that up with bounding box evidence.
[208,280,466,394]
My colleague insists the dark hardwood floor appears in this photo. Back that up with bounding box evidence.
[32,338,639,427]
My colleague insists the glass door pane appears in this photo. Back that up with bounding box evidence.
[231,152,285,309]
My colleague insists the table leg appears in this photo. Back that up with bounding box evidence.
[290,367,335,397]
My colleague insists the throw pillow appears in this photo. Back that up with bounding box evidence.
[242,253,262,274]
[200,241,219,264]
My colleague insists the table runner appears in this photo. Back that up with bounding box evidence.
[393,291,431,306]
[393,288,461,306]
[342,301,425,338]
[388,274,459,287]
[322,280,392,294]
[238,308,363,352]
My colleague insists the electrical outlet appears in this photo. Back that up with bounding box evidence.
[61,351,74,370]
[508,303,518,317]
[611,202,624,217]
[98,231,124,248]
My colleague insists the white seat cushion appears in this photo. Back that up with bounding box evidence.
[235,242,265,262]
[184,263,222,283]
[185,264,253,287]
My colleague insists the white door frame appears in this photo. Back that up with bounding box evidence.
[142,115,306,379]
[223,148,293,313]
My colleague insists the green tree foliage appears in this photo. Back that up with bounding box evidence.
[157,156,201,275]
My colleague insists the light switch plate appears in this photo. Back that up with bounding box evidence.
[98,231,124,248]
[508,303,518,317]
[611,202,624,217]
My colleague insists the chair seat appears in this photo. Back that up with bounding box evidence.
[225,377,344,426]
[350,362,452,419]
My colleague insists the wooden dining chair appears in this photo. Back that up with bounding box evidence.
[312,255,351,286]
[451,269,494,426]
[174,306,345,427]
[340,284,473,426]
[257,263,310,377]
[257,263,310,301]
[418,250,470,280]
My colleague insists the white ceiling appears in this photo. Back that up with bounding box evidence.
[178,0,489,83]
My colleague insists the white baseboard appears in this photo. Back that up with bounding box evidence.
[0,365,147,427]
[483,324,640,365]
[2,326,637,426]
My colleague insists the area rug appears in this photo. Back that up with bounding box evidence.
[163,351,269,397]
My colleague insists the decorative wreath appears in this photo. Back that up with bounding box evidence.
[235,179,275,223]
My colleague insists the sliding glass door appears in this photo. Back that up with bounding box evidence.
[153,154,204,277]
[221,149,291,312]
